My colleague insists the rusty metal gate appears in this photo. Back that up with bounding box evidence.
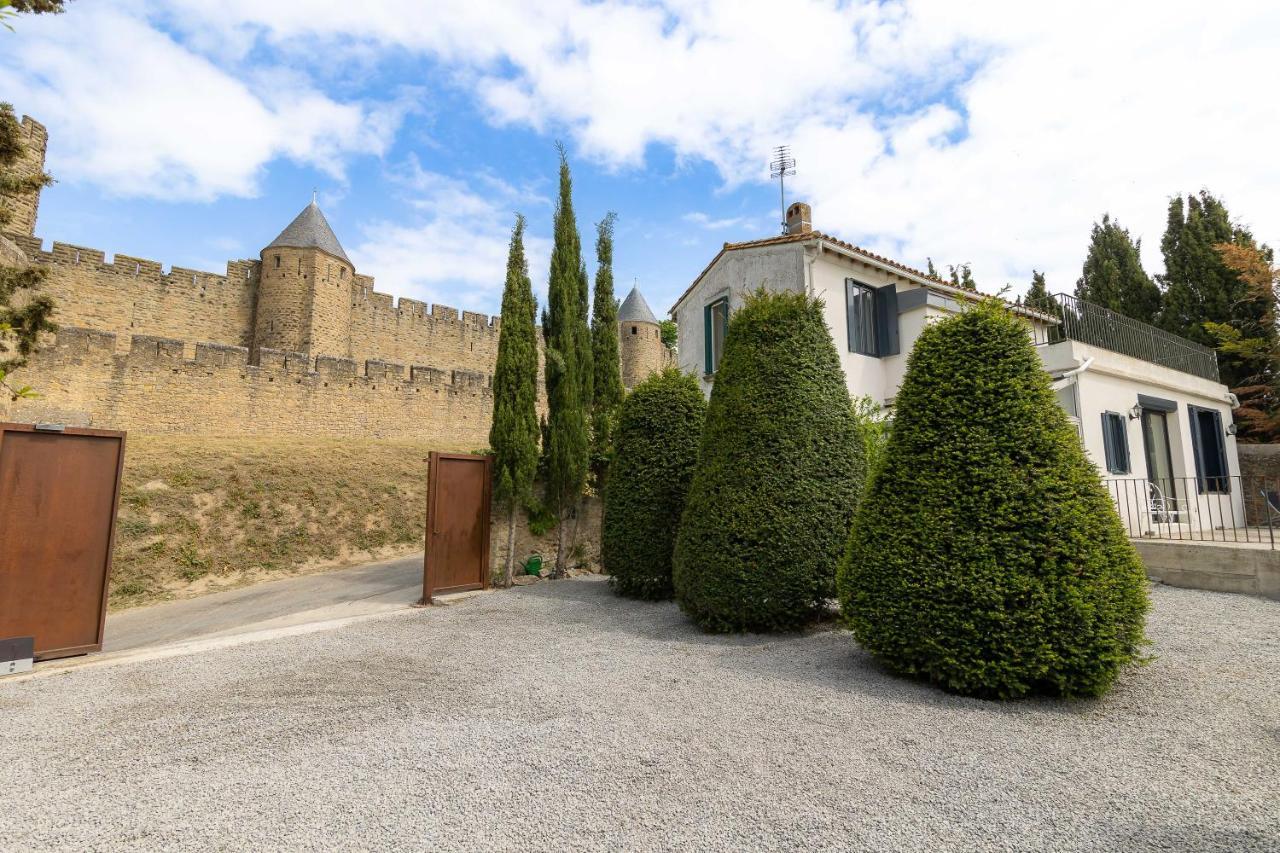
[0,423,126,660]
[422,451,492,603]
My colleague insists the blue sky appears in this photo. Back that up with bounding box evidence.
[4,1,1278,319]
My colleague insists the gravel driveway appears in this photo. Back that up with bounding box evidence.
[2,577,1278,852]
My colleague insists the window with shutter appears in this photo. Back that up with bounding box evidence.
[1101,412,1129,474]
[704,297,729,375]
[846,280,877,356]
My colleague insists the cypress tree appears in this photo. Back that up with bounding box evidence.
[1074,214,1160,322]
[1022,270,1058,316]
[1158,190,1269,387]
[673,290,866,632]
[603,368,706,599]
[839,301,1149,699]
[590,212,623,489]
[948,263,977,291]
[543,145,590,577]
[489,214,540,587]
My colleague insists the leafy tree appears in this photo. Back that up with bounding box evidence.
[589,212,623,490]
[1204,242,1280,441]
[658,318,677,350]
[1158,190,1270,388]
[925,258,939,278]
[1073,214,1160,322]
[602,368,706,599]
[839,301,1149,699]
[851,395,890,479]
[489,214,541,587]
[1021,269,1058,316]
[673,290,866,632]
[0,102,55,400]
[1,0,67,31]
[542,145,591,578]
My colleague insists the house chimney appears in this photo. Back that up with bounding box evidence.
[785,201,812,235]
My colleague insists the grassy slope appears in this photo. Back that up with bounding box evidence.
[110,436,437,610]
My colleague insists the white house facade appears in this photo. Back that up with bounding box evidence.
[671,202,1244,540]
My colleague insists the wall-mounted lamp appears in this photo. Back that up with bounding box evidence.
[1227,423,1238,436]
[1129,404,1142,420]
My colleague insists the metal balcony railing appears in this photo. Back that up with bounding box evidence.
[1040,294,1220,382]
[1104,475,1275,549]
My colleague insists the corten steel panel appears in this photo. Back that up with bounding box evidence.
[0,423,126,660]
[422,452,492,603]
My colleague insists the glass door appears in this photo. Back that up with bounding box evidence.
[1142,409,1177,515]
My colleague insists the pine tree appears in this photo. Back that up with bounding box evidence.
[489,214,540,587]
[947,263,977,291]
[542,145,590,578]
[1022,270,1058,316]
[926,258,939,279]
[589,212,623,490]
[1158,191,1270,388]
[1074,214,1160,322]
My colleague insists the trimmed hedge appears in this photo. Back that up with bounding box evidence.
[673,290,865,632]
[838,300,1149,699]
[602,368,707,599]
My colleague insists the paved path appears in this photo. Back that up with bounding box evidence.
[103,552,424,652]
[3,578,1277,852]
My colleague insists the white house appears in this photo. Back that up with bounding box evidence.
[671,202,1245,539]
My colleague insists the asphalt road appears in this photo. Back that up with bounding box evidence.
[102,552,424,652]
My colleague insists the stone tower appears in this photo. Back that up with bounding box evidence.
[618,285,666,389]
[0,115,49,238]
[254,199,354,358]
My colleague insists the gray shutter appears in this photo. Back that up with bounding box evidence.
[874,286,899,356]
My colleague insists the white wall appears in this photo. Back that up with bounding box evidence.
[1042,340,1244,535]
[673,243,805,395]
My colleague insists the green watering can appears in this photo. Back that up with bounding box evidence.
[520,553,543,576]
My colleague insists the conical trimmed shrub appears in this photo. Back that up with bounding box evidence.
[673,290,865,632]
[838,300,1149,699]
[602,368,706,599]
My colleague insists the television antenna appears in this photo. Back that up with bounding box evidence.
[769,145,796,235]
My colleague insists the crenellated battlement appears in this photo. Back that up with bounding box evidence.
[13,234,261,291]
[40,326,495,393]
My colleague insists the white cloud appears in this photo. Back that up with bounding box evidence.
[682,212,757,231]
[169,0,1280,295]
[350,156,552,314]
[9,0,1279,300]
[0,3,403,200]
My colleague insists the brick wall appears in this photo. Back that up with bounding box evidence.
[1,326,506,446]
[619,319,671,388]
[0,115,47,237]
[6,234,258,353]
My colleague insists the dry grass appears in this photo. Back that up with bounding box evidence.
[109,435,439,610]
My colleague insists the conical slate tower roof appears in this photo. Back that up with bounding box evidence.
[618,286,659,324]
[265,200,351,264]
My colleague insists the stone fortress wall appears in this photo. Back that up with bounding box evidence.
[0,114,663,445]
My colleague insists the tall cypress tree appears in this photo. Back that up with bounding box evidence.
[489,214,540,587]
[1022,270,1058,316]
[1158,191,1268,388]
[543,145,590,577]
[590,211,623,489]
[1074,214,1160,322]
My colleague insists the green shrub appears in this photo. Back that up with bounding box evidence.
[838,300,1149,699]
[602,368,707,599]
[673,290,866,631]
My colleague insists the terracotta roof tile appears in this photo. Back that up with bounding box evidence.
[670,230,1055,323]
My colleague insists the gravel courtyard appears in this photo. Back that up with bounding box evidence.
[3,577,1278,852]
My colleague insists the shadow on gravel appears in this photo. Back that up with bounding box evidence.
[514,577,1112,717]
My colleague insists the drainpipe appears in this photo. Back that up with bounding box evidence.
[1050,356,1094,391]
[1227,392,1241,408]
[804,243,819,298]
